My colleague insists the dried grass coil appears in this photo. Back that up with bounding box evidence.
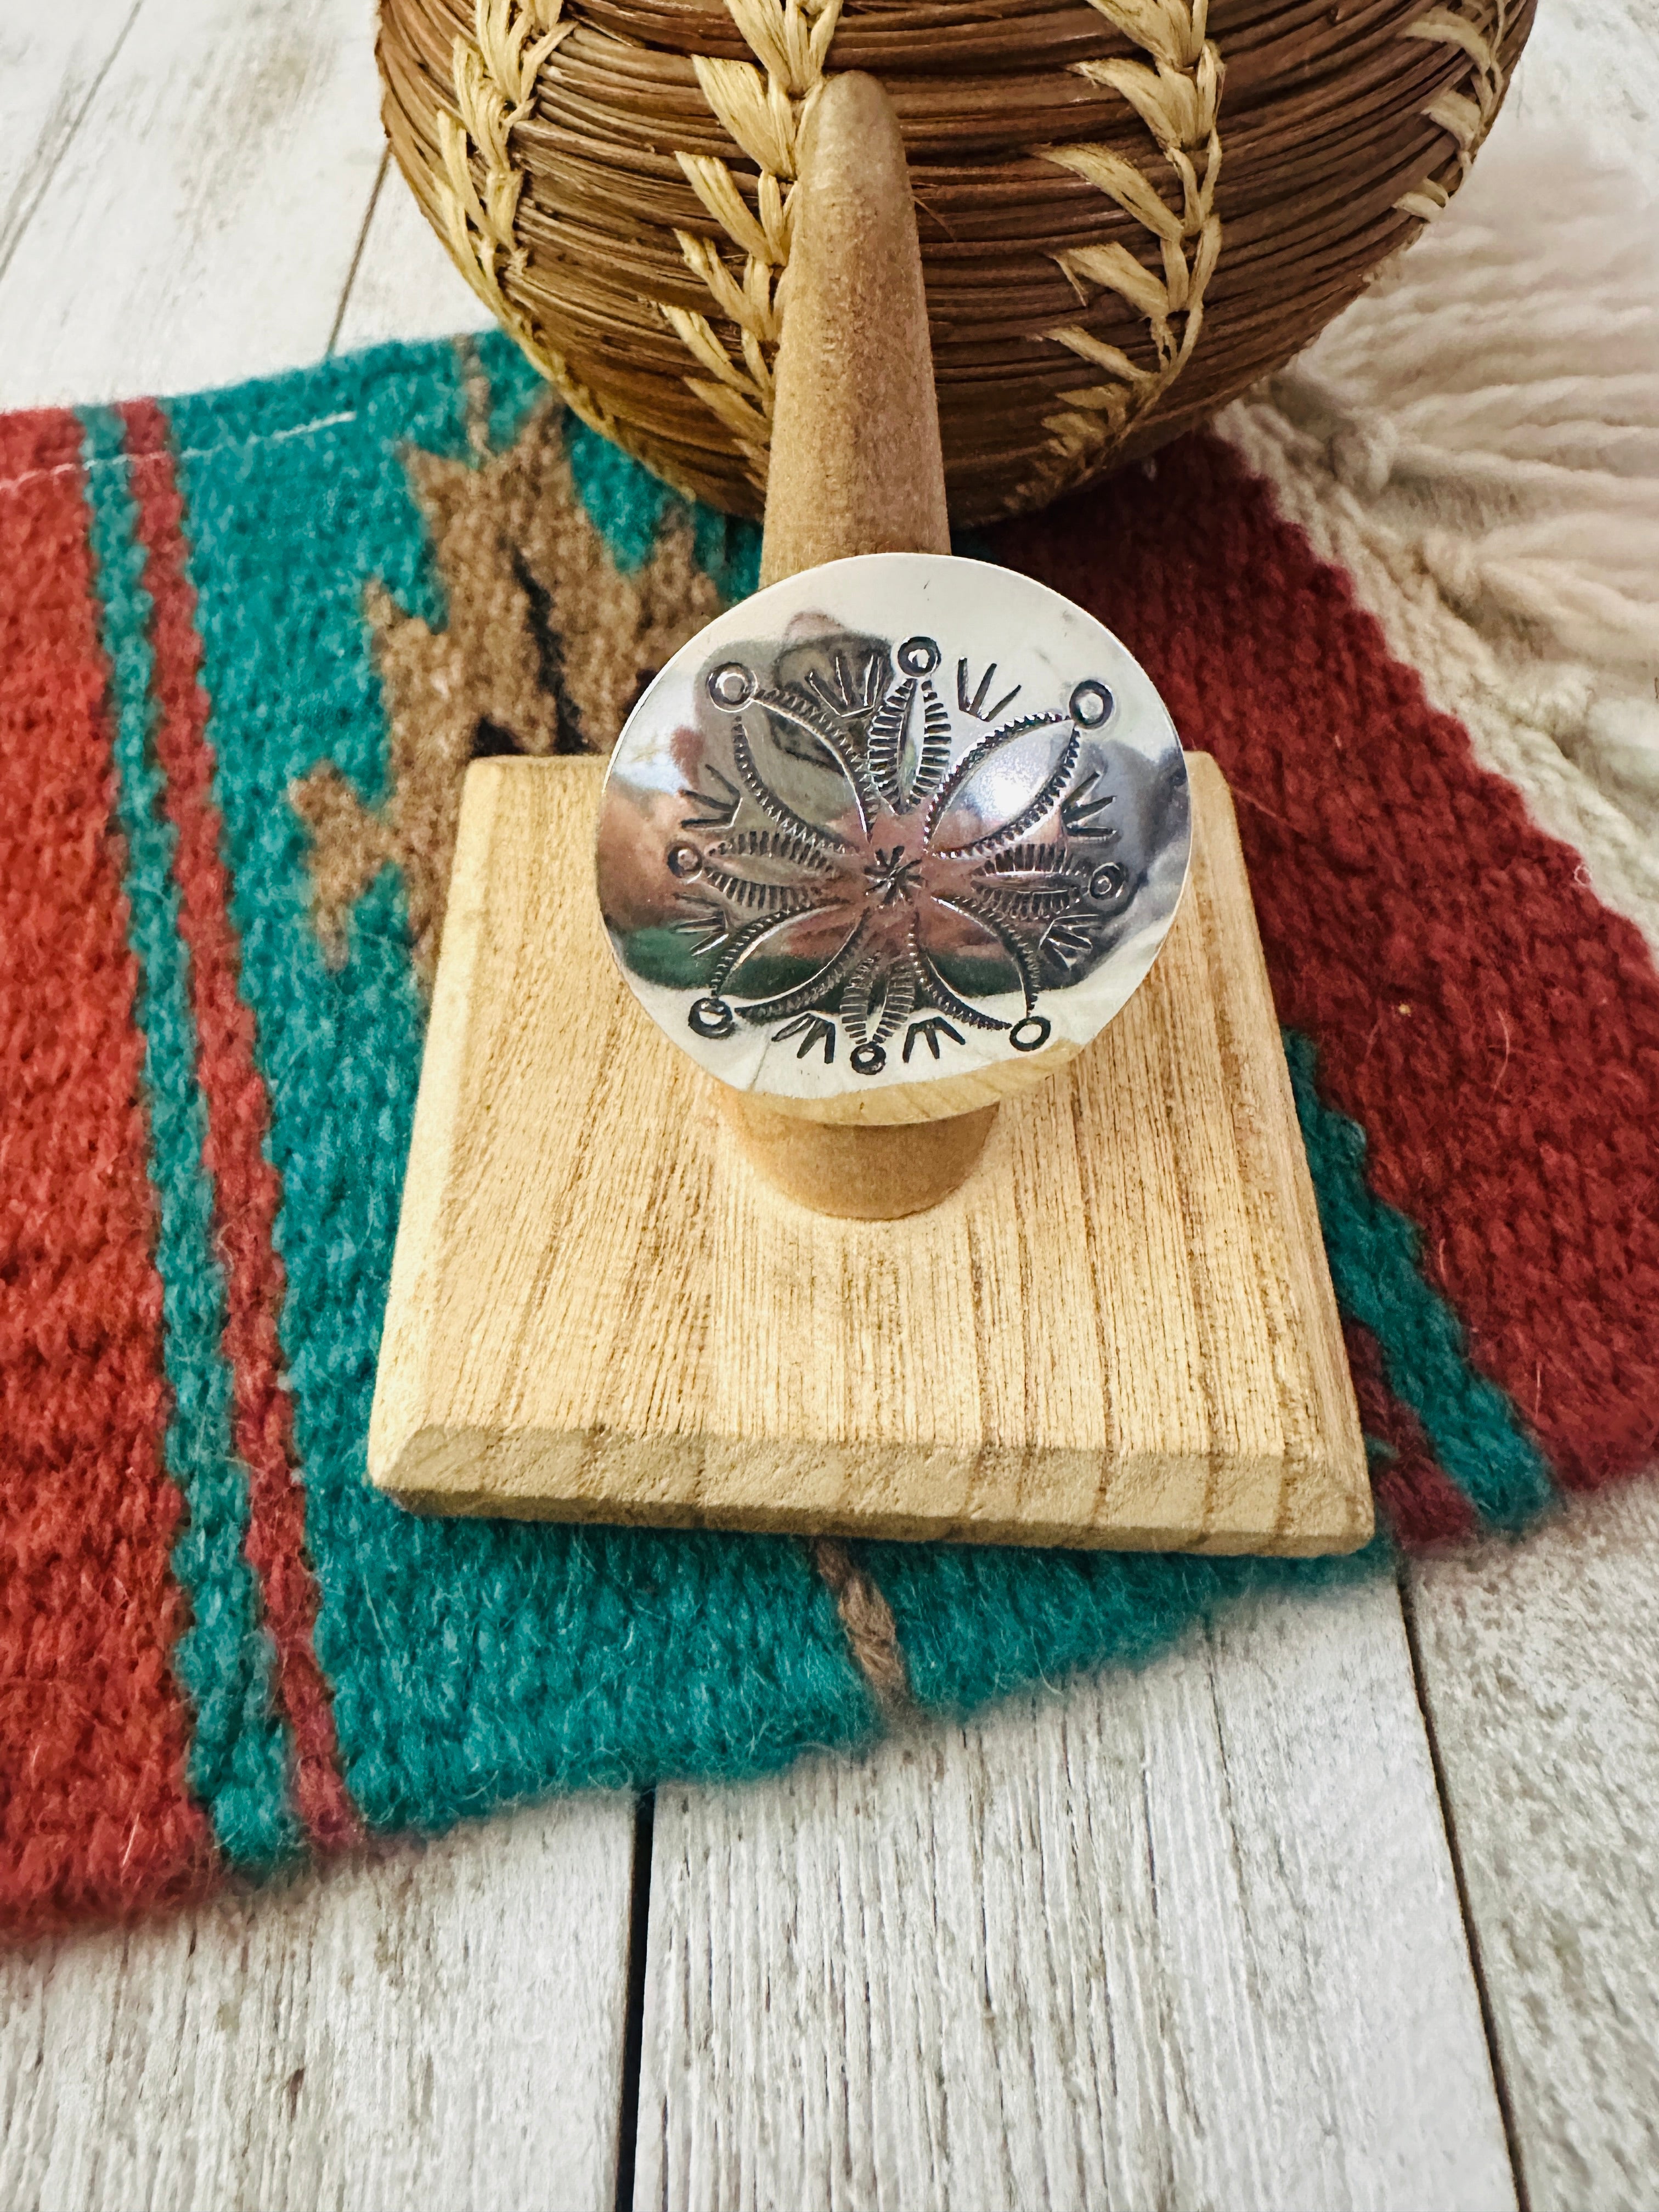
[377,0,1531,524]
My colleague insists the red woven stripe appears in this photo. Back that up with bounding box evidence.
[1342,1323,1477,1547]
[119,400,360,1853]
[0,409,215,1928]
[999,437,1659,1491]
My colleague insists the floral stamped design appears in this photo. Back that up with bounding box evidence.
[596,556,1190,1104]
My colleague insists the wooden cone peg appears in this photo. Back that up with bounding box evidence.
[724,74,988,1217]
[758,75,950,588]
[594,74,1193,1220]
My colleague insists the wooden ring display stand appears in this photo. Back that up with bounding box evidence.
[369,78,1372,1557]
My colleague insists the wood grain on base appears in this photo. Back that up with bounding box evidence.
[369,752,1369,1554]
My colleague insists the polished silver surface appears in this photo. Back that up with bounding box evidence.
[594,553,1190,1108]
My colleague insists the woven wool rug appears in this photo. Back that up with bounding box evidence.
[4,132,1657,1933]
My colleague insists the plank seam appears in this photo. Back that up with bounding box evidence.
[0,0,144,288]
[326,148,389,359]
[614,1788,655,2212]
[1398,1561,1532,2212]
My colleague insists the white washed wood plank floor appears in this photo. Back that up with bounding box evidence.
[1,4,1655,2209]
[1,1795,637,2212]
[1408,1484,1659,2212]
[636,1586,1511,2212]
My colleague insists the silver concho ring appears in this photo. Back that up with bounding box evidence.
[594,552,1191,1110]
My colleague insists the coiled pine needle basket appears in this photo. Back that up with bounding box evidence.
[377,0,1531,525]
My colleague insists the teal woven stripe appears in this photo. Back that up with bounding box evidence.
[1285,1029,1555,1530]
[163,340,876,1832]
[862,1536,1388,1716]
[77,407,298,1867]
[871,1024,1550,1713]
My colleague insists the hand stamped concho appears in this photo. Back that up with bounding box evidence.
[595,553,1190,1113]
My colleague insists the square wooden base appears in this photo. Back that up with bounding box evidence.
[368,755,1370,1555]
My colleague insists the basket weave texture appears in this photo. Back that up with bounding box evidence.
[377,0,1531,526]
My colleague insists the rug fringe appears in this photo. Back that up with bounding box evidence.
[1256,126,1659,849]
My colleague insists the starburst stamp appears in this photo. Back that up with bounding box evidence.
[596,553,1190,1108]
